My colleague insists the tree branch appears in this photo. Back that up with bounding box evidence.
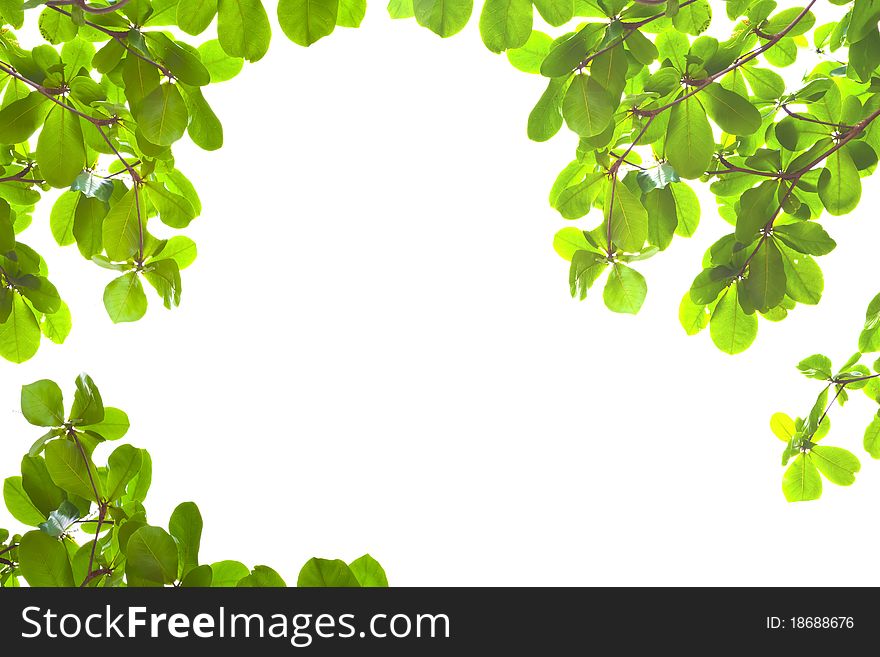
[579,0,699,69]
[47,5,174,78]
[781,105,851,131]
[637,1,819,117]
[0,60,118,127]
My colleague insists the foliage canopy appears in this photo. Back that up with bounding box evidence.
[3,0,880,524]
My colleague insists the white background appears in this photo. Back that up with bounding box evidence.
[3,3,880,586]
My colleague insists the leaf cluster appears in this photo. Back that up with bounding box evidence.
[1,374,387,587]
[772,291,880,501]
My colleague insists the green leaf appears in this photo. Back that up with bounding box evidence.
[181,564,213,587]
[569,250,607,300]
[603,263,647,314]
[849,0,880,44]
[137,84,189,147]
[540,24,602,77]
[154,236,198,270]
[0,295,41,364]
[126,525,179,585]
[0,93,49,144]
[690,267,730,304]
[0,0,24,27]
[552,227,591,261]
[21,379,64,427]
[18,530,74,587]
[742,66,785,100]
[17,275,61,314]
[710,285,757,355]
[701,83,761,135]
[507,31,553,74]
[169,501,203,579]
[818,148,861,216]
[40,302,72,345]
[21,455,66,516]
[778,245,823,306]
[4,477,46,526]
[644,186,676,250]
[143,259,181,309]
[743,239,785,313]
[770,412,796,441]
[74,196,108,260]
[210,560,250,587]
[637,162,680,193]
[679,293,710,335]
[128,449,152,503]
[672,0,711,35]
[145,34,211,87]
[387,0,414,19]
[103,272,148,324]
[45,439,100,501]
[669,182,700,237]
[562,74,613,138]
[782,454,822,502]
[556,172,603,219]
[811,446,860,486]
[479,0,532,53]
[106,444,142,501]
[606,179,648,252]
[277,0,338,46]
[666,95,714,179]
[735,181,777,243]
[49,192,78,247]
[122,54,160,113]
[297,558,361,587]
[102,188,142,263]
[39,500,80,538]
[337,0,366,26]
[349,554,388,587]
[773,222,836,256]
[864,413,880,458]
[35,107,85,188]
[71,172,114,203]
[797,354,832,380]
[146,181,197,228]
[413,0,472,37]
[177,0,218,35]
[237,565,287,587]
[197,40,244,83]
[70,373,104,426]
[217,0,272,62]
[527,78,564,142]
[532,0,571,26]
[0,200,13,253]
[82,407,130,440]
[590,43,627,99]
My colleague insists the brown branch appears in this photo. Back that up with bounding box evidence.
[710,155,780,178]
[0,61,118,127]
[637,1,818,117]
[47,5,174,78]
[736,179,799,277]
[605,171,618,254]
[781,105,851,131]
[579,0,700,69]
[0,164,44,185]
[732,103,880,277]
[80,567,112,588]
